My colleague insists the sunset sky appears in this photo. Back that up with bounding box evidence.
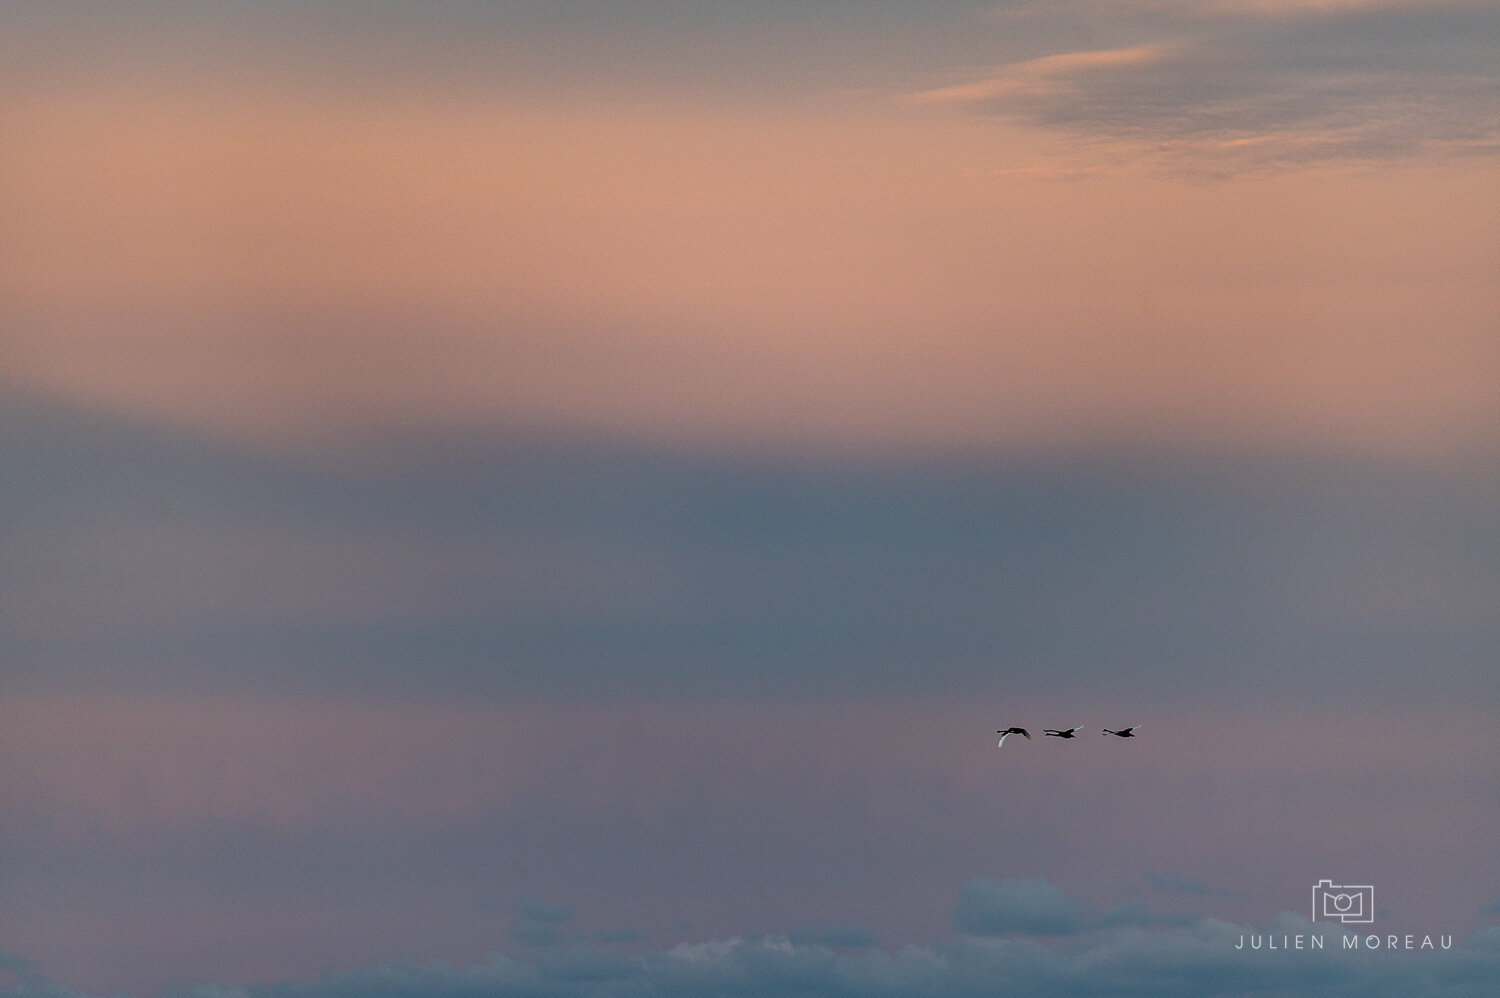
[3,2,1499,996]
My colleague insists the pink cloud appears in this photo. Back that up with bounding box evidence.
[3,86,1497,458]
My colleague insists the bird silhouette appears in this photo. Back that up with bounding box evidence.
[996,727,1031,747]
[1102,726,1139,737]
[1044,727,1082,738]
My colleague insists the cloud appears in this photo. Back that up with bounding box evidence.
[10,913,1500,998]
[1145,873,1244,898]
[506,899,575,947]
[505,921,566,947]
[954,878,1086,936]
[914,0,1500,171]
[955,877,1230,938]
[785,927,880,949]
[518,900,574,925]
[5,395,1500,705]
[589,928,647,945]
[1099,900,1160,928]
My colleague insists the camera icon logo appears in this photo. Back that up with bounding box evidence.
[1312,879,1375,924]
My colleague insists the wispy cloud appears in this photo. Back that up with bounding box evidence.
[910,42,1177,105]
[914,0,1500,171]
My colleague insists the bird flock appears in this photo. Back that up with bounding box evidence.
[997,725,1139,746]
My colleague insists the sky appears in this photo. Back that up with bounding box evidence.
[2,2,1499,996]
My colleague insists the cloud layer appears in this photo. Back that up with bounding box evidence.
[5,21,1498,457]
[6,894,1500,998]
[4,396,1500,704]
[915,0,1500,170]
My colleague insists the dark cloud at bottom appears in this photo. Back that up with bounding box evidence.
[5,883,1498,998]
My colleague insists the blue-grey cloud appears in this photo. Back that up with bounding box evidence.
[11,914,1500,998]
[954,877,1085,936]
[590,928,647,945]
[505,920,566,947]
[786,926,879,949]
[505,900,575,947]
[4,393,1499,707]
[1099,900,1156,929]
[0,955,34,974]
[918,0,1500,171]
[518,900,574,925]
[1145,873,1242,898]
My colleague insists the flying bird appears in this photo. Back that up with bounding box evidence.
[996,727,1031,747]
[1102,726,1140,737]
[1044,727,1082,738]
